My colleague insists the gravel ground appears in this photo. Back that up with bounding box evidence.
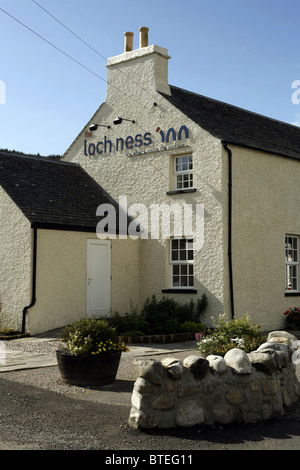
[3,337,135,394]
[2,337,199,396]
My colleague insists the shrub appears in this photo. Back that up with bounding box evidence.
[61,317,118,356]
[108,311,150,335]
[108,295,209,336]
[141,294,208,334]
[196,314,265,357]
[141,296,178,334]
[178,321,206,334]
[284,307,300,329]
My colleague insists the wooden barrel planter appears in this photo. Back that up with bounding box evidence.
[56,351,121,386]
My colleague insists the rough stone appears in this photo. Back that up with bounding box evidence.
[152,393,175,410]
[251,378,261,391]
[206,355,227,374]
[268,337,292,346]
[128,331,300,429]
[131,390,142,409]
[262,378,281,396]
[257,342,292,359]
[133,359,164,385]
[212,405,234,424]
[177,384,198,398]
[267,331,297,347]
[161,358,183,380]
[128,408,159,429]
[183,355,209,379]
[226,389,243,405]
[224,348,252,374]
[248,350,278,374]
[175,400,205,427]
[133,377,160,395]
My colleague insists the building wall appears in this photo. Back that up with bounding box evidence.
[63,97,229,326]
[27,230,140,335]
[62,44,232,327]
[0,187,32,332]
[231,145,300,330]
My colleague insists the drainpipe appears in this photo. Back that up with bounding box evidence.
[222,141,235,319]
[22,227,37,334]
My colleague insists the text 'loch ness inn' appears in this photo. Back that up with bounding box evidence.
[84,125,189,156]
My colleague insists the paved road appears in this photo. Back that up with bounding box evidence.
[1,370,300,453]
[1,369,300,453]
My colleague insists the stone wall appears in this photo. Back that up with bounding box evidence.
[128,331,300,429]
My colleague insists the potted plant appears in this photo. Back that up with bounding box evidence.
[284,307,300,330]
[56,317,129,386]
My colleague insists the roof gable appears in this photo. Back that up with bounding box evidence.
[161,85,300,160]
[0,152,125,233]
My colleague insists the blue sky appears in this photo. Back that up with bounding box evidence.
[0,0,300,155]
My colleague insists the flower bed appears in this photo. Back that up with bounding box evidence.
[196,314,266,356]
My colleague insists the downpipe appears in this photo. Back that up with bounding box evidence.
[222,141,235,319]
[22,227,37,334]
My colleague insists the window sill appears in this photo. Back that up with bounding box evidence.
[285,292,300,297]
[162,288,198,294]
[166,188,196,196]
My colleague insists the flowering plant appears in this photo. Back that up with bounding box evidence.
[91,340,129,355]
[59,317,129,356]
[284,307,300,329]
[196,314,265,357]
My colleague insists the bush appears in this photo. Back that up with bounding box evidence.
[284,307,300,329]
[108,295,209,336]
[178,321,206,334]
[108,311,150,335]
[141,295,208,334]
[196,314,265,357]
[61,317,118,356]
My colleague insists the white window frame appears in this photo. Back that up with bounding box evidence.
[285,235,299,292]
[170,238,194,288]
[174,155,193,190]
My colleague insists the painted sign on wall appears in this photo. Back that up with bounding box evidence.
[84,125,189,157]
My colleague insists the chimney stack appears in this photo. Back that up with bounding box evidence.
[124,31,134,52]
[139,27,149,48]
[106,27,171,99]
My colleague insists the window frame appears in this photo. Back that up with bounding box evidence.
[169,238,194,289]
[285,235,299,293]
[174,154,193,191]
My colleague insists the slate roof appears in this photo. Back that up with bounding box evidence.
[161,85,300,160]
[0,152,126,233]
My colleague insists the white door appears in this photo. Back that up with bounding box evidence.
[87,240,111,317]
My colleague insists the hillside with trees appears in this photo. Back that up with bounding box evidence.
[0,148,61,160]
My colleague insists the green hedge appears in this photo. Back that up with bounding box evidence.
[108,294,208,335]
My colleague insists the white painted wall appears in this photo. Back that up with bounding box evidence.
[27,230,140,335]
[230,145,300,330]
[0,187,32,332]
[63,40,229,326]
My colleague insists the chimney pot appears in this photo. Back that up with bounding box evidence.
[124,32,134,52]
[139,27,149,48]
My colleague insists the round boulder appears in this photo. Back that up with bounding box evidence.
[224,348,252,374]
